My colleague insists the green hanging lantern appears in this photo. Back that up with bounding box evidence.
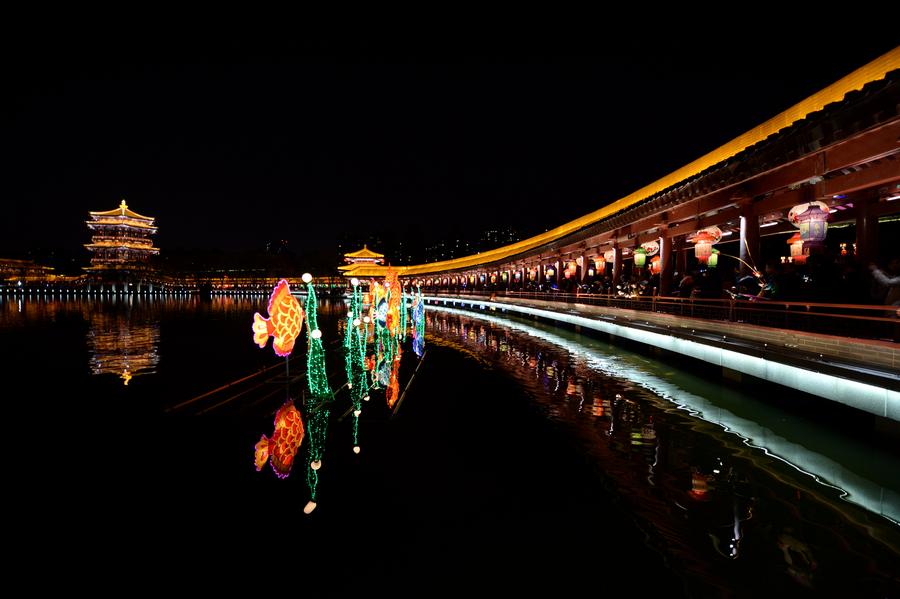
[634,247,647,268]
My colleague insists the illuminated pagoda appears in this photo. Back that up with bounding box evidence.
[85,199,159,270]
[338,245,390,279]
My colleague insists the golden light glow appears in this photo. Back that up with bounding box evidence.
[345,48,900,278]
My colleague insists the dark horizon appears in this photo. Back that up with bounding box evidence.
[3,31,898,266]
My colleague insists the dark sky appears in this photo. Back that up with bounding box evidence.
[2,28,897,259]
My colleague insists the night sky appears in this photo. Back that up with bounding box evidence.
[2,28,897,263]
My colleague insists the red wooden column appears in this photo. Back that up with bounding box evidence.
[675,235,687,277]
[739,201,760,275]
[611,245,622,291]
[856,195,878,266]
[660,231,674,296]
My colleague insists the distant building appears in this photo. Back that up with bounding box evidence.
[0,258,55,283]
[85,199,159,270]
[338,245,391,279]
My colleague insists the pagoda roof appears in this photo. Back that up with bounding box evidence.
[90,200,155,221]
[343,245,384,259]
[338,263,394,278]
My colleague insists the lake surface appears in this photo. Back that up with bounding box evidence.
[3,294,897,596]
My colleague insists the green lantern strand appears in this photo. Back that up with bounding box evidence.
[346,285,369,449]
[304,280,333,504]
[400,287,408,341]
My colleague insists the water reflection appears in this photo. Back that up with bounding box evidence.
[88,310,160,384]
[426,306,900,595]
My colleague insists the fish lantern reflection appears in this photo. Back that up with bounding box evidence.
[633,247,647,268]
[790,201,829,245]
[254,401,305,478]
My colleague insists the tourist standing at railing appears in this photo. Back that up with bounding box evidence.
[870,259,900,308]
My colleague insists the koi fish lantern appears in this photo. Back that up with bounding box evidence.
[385,268,401,336]
[650,255,661,275]
[689,226,722,265]
[254,401,305,478]
[252,279,304,357]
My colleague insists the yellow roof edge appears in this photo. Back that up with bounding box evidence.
[394,47,900,276]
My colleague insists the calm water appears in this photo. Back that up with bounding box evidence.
[3,295,898,595]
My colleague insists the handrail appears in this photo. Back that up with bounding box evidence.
[419,288,900,342]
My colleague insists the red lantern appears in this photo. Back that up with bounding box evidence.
[693,231,714,263]
[787,232,805,264]
[650,256,661,274]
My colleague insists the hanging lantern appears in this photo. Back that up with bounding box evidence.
[633,247,647,267]
[641,240,660,256]
[789,201,829,244]
[595,257,606,275]
[798,206,828,243]
[603,249,615,263]
[650,255,661,275]
[708,249,720,268]
[689,227,722,264]
[787,232,805,264]
[490,274,497,284]
[546,267,555,277]
[501,272,508,282]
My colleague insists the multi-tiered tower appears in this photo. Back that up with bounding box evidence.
[85,199,159,270]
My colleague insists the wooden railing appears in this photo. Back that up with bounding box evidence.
[418,288,900,342]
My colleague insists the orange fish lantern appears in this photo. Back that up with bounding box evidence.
[254,401,305,478]
[252,279,304,357]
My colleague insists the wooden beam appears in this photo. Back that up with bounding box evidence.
[819,159,900,197]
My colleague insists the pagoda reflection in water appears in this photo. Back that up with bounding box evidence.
[87,309,160,384]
